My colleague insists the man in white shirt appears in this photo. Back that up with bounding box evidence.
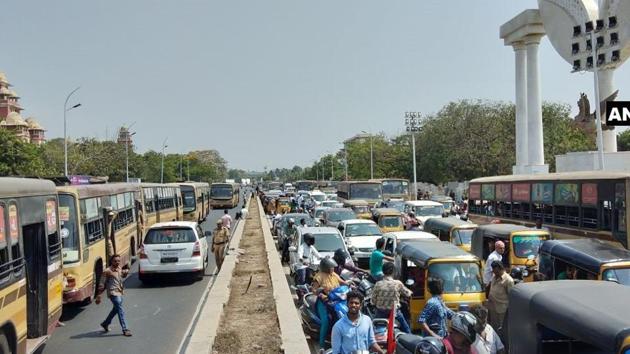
[483,241,505,286]
[471,305,505,354]
[296,233,321,284]
[240,206,249,220]
[220,209,232,230]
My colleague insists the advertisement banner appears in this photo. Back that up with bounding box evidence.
[46,200,57,231]
[555,183,579,205]
[482,184,495,200]
[581,183,598,205]
[496,184,511,201]
[8,205,18,243]
[512,184,530,202]
[469,185,481,199]
[531,183,553,203]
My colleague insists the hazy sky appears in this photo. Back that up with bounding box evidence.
[2,1,629,171]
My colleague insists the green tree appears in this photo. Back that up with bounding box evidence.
[0,128,49,176]
[618,129,630,151]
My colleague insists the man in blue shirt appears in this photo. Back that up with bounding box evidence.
[331,291,385,354]
[369,238,394,281]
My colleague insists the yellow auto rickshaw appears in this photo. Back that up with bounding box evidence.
[395,240,486,332]
[508,280,630,354]
[424,217,477,252]
[343,200,372,220]
[471,224,551,282]
[372,208,404,233]
[276,197,291,214]
[537,238,630,285]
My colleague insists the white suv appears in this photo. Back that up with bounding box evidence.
[138,221,210,283]
[338,219,382,268]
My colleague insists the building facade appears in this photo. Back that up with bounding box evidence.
[0,71,46,145]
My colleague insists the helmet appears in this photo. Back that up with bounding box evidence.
[416,337,446,354]
[449,311,478,344]
[319,257,338,273]
[288,218,295,224]
[510,267,524,280]
[303,233,315,245]
[333,248,348,265]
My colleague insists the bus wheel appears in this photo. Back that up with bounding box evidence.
[0,331,11,354]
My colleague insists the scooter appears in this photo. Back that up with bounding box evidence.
[299,285,350,344]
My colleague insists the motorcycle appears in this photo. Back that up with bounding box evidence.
[299,285,350,344]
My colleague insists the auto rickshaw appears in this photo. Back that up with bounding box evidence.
[471,224,551,282]
[394,240,485,332]
[343,200,372,220]
[537,238,630,285]
[507,280,630,354]
[275,197,291,214]
[424,217,477,252]
[372,208,404,233]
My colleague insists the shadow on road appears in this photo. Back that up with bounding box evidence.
[125,272,205,289]
[70,330,125,339]
[60,304,88,322]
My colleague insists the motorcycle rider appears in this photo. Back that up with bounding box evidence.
[371,262,412,333]
[331,290,385,354]
[311,258,350,351]
[296,233,322,285]
[332,248,366,276]
[444,311,479,354]
[282,218,298,263]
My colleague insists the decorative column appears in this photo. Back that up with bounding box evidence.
[525,34,548,173]
[514,42,528,174]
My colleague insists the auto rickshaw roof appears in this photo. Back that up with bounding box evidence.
[396,240,477,266]
[539,239,630,274]
[474,223,544,239]
[373,208,401,216]
[508,280,630,354]
[424,217,476,231]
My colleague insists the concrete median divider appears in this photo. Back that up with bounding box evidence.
[258,198,311,354]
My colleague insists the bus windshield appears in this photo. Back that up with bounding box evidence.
[414,205,444,217]
[512,234,547,258]
[350,184,382,200]
[603,268,630,286]
[182,190,196,211]
[59,194,80,264]
[382,180,409,195]
[453,229,474,246]
[428,262,483,293]
[211,186,233,199]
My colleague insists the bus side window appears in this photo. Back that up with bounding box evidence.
[0,203,10,285]
[46,199,62,263]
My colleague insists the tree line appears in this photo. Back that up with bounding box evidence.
[0,130,227,183]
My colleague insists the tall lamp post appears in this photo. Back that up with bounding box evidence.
[160,138,168,184]
[125,131,136,182]
[63,87,82,176]
[405,112,420,200]
[361,130,374,179]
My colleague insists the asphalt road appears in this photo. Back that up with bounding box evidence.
[43,206,241,354]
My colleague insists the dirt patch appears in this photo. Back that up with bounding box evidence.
[213,201,282,354]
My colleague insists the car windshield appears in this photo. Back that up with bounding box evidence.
[314,209,326,218]
[145,227,196,244]
[284,214,315,227]
[211,186,232,198]
[382,181,409,195]
[379,216,401,228]
[414,205,444,216]
[453,229,474,246]
[512,235,547,258]
[428,262,483,293]
[389,202,405,213]
[352,206,369,213]
[328,210,356,222]
[313,233,345,252]
[345,223,382,237]
[602,268,630,286]
[350,184,382,200]
[312,194,326,202]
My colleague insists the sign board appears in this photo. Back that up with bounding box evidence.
[605,101,630,126]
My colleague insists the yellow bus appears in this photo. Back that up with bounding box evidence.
[210,183,240,209]
[58,183,138,305]
[371,178,411,200]
[134,183,183,241]
[468,171,630,249]
[0,178,63,354]
[178,182,210,222]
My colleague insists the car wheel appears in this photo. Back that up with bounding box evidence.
[139,271,151,285]
[0,331,10,354]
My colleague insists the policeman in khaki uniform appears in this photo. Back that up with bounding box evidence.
[212,219,230,272]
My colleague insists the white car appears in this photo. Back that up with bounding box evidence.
[337,219,382,268]
[382,231,438,255]
[289,226,348,274]
[403,200,445,229]
[310,190,327,206]
[321,200,337,208]
[138,221,210,283]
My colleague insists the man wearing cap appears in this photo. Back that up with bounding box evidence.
[483,241,505,286]
[212,219,230,273]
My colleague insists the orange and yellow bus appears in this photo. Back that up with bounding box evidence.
[58,183,138,305]
[178,182,210,222]
[134,183,183,240]
[0,178,63,353]
[210,183,240,209]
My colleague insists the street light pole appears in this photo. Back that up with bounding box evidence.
[160,138,168,184]
[125,131,136,182]
[590,31,606,170]
[412,132,417,200]
[331,154,334,181]
[63,87,81,176]
[405,112,420,200]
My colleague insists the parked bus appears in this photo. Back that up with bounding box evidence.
[336,181,383,205]
[467,171,630,249]
[134,183,182,239]
[295,180,318,192]
[371,178,410,200]
[58,182,138,304]
[178,182,210,222]
[0,178,63,353]
[210,183,240,209]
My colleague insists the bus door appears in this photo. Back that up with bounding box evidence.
[23,221,49,338]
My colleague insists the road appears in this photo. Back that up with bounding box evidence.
[43,206,241,354]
